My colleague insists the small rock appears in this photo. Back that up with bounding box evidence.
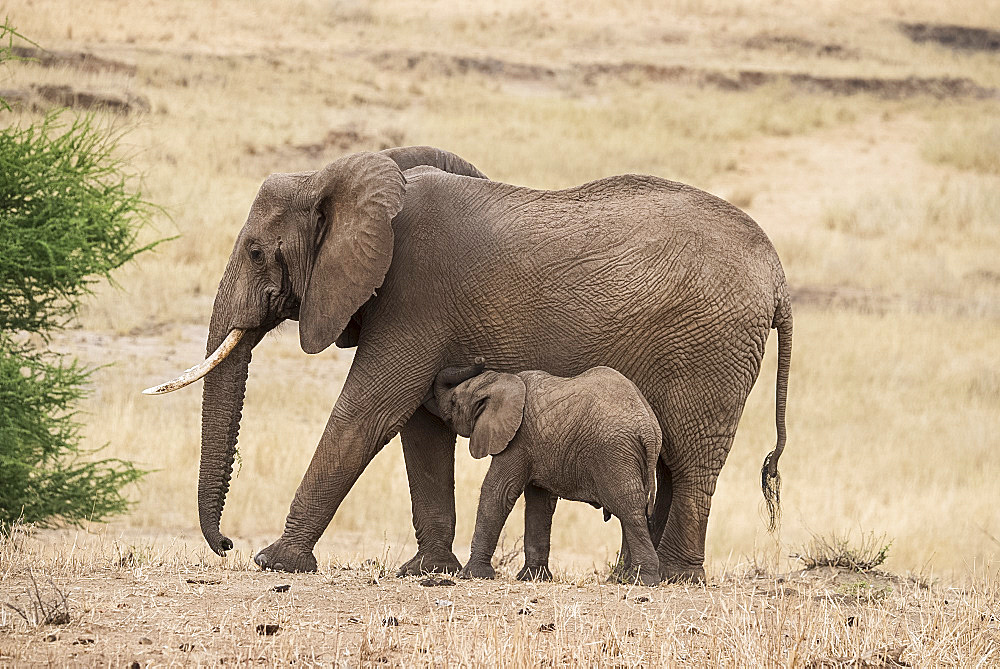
[382,616,399,627]
[272,584,291,593]
[687,625,701,635]
[625,629,637,637]
[138,637,152,645]
[847,615,857,627]
[128,662,140,669]
[516,608,532,615]
[256,624,280,636]
[633,596,650,603]
[347,616,362,624]
[539,623,556,633]
[44,633,57,642]
[73,637,95,645]
[434,599,453,607]
[186,578,220,585]
[178,643,193,651]
[420,576,456,587]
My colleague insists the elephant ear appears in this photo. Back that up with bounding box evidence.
[299,152,406,354]
[468,372,526,459]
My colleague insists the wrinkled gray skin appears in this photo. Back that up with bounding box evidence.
[195,145,792,581]
[433,362,663,586]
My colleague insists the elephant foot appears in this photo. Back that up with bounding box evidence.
[516,564,553,581]
[659,564,706,584]
[459,560,496,580]
[254,540,318,573]
[611,564,661,587]
[395,549,462,577]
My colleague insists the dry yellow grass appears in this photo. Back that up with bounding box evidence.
[2,0,1000,663]
[2,527,998,666]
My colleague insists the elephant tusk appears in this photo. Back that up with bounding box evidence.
[142,329,245,395]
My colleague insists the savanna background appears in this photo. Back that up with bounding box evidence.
[1,0,998,665]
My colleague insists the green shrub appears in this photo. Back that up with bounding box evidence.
[0,21,161,530]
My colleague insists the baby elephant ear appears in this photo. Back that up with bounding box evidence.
[469,373,526,459]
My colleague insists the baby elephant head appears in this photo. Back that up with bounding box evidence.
[433,360,526,459]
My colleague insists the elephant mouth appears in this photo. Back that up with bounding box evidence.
[275,294,300,322]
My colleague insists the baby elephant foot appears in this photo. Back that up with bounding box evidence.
[254,540,317,573]
[459,560,496,580]
[516,564,553,581]
[395,549,462,577]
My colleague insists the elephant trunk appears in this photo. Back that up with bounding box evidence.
[197,313,256,556]
[433,357,486,400]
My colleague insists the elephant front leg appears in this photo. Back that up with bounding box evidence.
[517,484,557,581]
[396,406,462,577]
[253,411,374,573]
[461,453,530,580]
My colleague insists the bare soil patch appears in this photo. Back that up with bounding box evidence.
[792,285,1000,321]
[10,46,138,75]
[899,22,1000,52]
[372,50,998,100]
[1,559,992,666]
[0,84,150,113]
[743,33,859,59]
[243,125,407,176]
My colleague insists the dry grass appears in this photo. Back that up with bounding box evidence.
[2,0,1000,663]
[1,527,998,666]
[922,108,1000,175]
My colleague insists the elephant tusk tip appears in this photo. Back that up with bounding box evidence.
[141,383,175,395]
[141,329,245,397]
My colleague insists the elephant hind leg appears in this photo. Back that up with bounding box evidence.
[397,406,462,577]
[601,484,660,586]
[655,432,736,584]
[518,483,557,581]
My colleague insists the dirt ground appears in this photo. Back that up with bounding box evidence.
[2,530,996,667]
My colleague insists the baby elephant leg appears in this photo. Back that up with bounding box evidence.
[615,508,661,586]
[602,475,660,587]
[461,452,530,580]
[518,484,557,581]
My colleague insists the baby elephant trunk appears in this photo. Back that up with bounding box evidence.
[433,357,486,398]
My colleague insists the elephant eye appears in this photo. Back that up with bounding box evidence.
[249,247,264,263]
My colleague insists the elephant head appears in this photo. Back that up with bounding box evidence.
[143,147,487,557]
[433,363,526,460]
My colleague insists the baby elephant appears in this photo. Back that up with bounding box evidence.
[434,359,663,586]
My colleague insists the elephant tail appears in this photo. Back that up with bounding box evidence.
[761,288,793,532]
[640,407,663,519]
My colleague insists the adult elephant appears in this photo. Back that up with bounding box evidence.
[146,146,792,582]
